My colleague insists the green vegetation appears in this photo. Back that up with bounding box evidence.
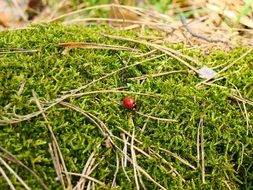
[0,24,253,189]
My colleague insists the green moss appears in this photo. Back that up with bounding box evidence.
[0,24,253,189]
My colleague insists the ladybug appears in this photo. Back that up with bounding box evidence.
[123,96,136,110]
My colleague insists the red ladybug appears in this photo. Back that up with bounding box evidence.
[123,96,136,109]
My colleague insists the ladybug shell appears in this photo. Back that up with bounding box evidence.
[123,96,136,109]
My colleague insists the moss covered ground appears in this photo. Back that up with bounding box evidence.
[0,24,253,189]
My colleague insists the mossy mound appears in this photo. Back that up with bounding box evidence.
[0,24,253,189]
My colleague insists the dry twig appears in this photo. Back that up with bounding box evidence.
[180,15,227,43]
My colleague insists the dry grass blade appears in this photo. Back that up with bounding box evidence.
[0,165,16,190]
[112,134,151,158]
[50,3,170,23]
[122,134,129,167]
[92,181,95,190]
[32,90,72,189]
[0,147,48,190]
[0,157,30,190]
[48,0,69,19]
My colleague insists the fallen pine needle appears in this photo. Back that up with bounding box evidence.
[0,165,16,190]
[32,90,72,189]
[0,157,30,190]
[129,117,140,190]
[62,171,107,188]
[0,147,48,190]
[135,111,177,122]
